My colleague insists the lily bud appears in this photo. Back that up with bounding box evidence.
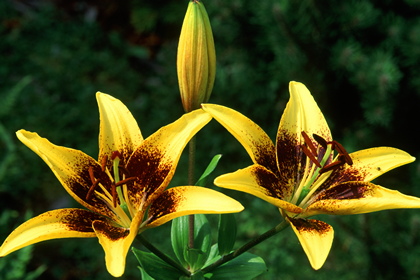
[177,0,216,112]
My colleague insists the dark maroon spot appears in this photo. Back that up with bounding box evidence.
[315,182,369,201]
[147,190,183,225]
[289,218,330,235]
[252,166,285,199]
[60,209,107,233]
[127,146,171,200]
[93,220,130,241]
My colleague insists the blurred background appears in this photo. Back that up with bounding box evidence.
[1,0,420,279]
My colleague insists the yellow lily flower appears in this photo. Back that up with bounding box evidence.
[202,81,420,270]
[0,92,243,277]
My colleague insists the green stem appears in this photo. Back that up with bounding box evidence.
[201,220,289,274]
[188,136,196,249]
[137,234,190,276]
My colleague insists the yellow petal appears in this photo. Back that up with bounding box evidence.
[145,186,244,228]
[348,147,415,182]
[202,104,278,172]
[276,82,332,192]
[16,130,118,219]
[288,217,334,270]
[214,165,302,214]
[306,182,420,216]
[97,92,143,167]
[279,81,331,141]
[0,209,104,257]
[126,109,211,206]
[92,220,137,277]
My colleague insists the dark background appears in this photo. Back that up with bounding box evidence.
[1,0,420,279]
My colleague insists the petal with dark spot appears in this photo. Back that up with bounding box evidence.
[276,82,332,189]
[202,104,278,174]
[16,130,118,220]
[321,147,415,190]
[93,220,136,277]
[0,208,106,257]
[306,182,420,216]
[145,186,244,228]
[126,109,212,208]
[97,92,143,169]
[288,217,334,270]
[214,165,302,213]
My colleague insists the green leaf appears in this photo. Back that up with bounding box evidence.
[203,244,220,268]
[171,214,212,272]
[132,248,184,280]
[171,215,190,268]
[195,154,222,187]
[138,266,154,280]
[217,213,237,255]
[204,252,267,280]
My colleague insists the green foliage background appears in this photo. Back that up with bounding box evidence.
[1,0,420,279]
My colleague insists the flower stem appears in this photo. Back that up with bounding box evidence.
[201,220,289,274]
[188,136,196,249]
[137,234,190,276]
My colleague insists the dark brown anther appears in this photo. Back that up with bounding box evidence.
[313,134,328,149]
[319,160,344,174]
[100,155,108,172]
[301,144,321,168]
[115,177,136,187]
[332,141,353,165]
[301,131,318,155]
[118,165,131,177]
[86,166,100,200]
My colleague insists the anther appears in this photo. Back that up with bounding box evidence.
[301,131,317,155]
[86,166,100,200]
[333,141,353,165]
[313,133,328,149]
[115,177,136,187]
[100,155,108,171]
[319,161,344,174]
[301,144,321,168]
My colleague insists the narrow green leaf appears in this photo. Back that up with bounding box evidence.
[132,248,184,280]
[204,252,267,280]
[195,154,222,187]
[217,213,237,255]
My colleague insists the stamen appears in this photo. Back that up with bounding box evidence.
[301,131,317,155]
[319,160,344,174]
[118,165,131,178]
[313,133,328,149]
[115,177,136,187]
[334,141,353,165]
[301,144,321,168]
[86,166,100,201]
[100,155,108,171]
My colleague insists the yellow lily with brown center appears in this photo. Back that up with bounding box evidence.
[0,92,243,277]
[202,81,420,270]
